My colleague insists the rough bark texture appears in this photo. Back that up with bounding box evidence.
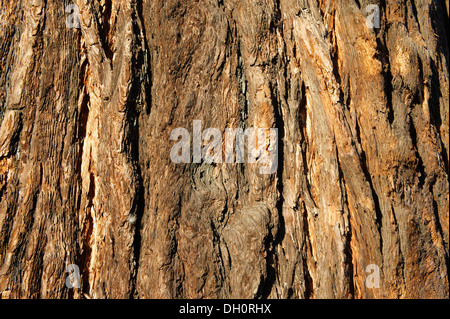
[0,0,448,299]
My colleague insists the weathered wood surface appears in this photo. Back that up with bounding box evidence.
[0,0,448,298]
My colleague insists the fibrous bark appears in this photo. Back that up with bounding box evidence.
[0,0,448,299]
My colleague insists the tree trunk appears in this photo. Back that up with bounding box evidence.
[0,0,448,299]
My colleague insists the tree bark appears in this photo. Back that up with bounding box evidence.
[0,0,448,299]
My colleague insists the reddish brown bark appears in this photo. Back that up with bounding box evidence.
[0,0,448,299]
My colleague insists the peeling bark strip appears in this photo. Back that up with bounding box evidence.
[0,0,448,299]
